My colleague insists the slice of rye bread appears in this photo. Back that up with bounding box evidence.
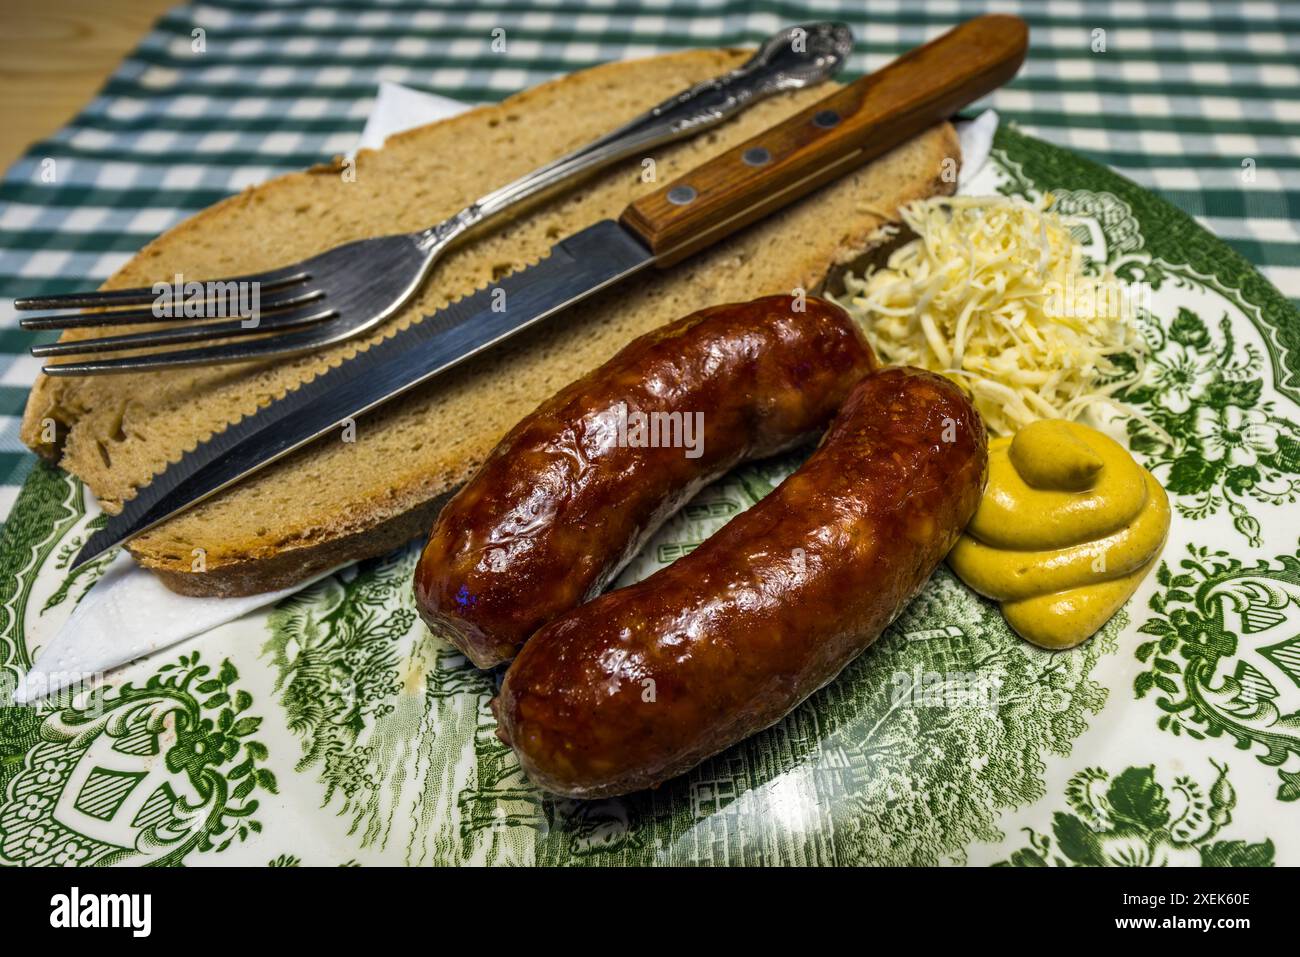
[21,48,959,597]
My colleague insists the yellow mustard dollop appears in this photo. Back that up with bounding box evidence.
[948,419,1170,650]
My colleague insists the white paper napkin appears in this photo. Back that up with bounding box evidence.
[17,87,998,702]
[955,109,998,191]
[353,81,473,153]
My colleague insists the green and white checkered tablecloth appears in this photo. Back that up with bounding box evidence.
[3,0,1298,521]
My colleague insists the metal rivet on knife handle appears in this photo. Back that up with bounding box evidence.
[617,14,1028,268]
[742,147,772,166]
[667,186,698,205]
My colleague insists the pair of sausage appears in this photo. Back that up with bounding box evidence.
[416,295,987,798]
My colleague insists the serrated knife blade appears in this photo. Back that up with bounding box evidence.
[71,220,654,569]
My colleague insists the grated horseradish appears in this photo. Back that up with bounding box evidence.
[839,195,1148,436]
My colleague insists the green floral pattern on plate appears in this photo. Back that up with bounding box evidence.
[996,762,1274,866]
[0,652,275,866]
[1134,542,1300,802]
[1121,308,1300,545]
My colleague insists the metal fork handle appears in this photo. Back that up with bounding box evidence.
[416,21,853,250]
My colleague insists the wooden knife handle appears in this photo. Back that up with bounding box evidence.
[619,14,1028,266]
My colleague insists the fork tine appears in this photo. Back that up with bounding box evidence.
[16,285,171,311]
[13,265,312,311]
[18,286,324,330]
[30,304,338,358]
[41,324,346,376]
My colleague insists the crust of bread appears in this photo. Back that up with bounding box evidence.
[21,49,959,597]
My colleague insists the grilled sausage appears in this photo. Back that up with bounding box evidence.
[415,295,877,668]
[494,367,988,797]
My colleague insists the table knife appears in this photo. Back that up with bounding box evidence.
[73,14,1028,570]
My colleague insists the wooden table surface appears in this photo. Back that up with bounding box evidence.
[0,0,177,171]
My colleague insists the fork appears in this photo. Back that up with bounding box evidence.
[18,22,852,376]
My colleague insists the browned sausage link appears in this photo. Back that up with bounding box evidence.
[415,295,877,668]
[494,367,988,798]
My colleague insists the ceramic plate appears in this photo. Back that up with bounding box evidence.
[2,125,1298,867]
